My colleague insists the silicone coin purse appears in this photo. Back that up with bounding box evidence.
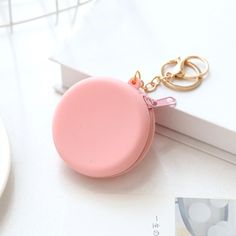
[52,76,176,178]
[52,56,208,178]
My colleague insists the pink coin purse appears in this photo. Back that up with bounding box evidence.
[52,76,176,178]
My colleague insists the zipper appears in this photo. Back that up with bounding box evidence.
[143,95,176,109]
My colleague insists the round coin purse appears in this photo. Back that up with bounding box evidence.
[52,76,176,178]
[52,56,208,178]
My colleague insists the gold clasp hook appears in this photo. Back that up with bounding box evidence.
[161,59,203,91]
[179,55,209,79]
[160,55,209,91]
[161,57,184,80]
[132,55,209,92]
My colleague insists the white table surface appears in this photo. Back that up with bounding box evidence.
[0,2,236,235]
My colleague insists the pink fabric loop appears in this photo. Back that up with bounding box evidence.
[128,77,142,89]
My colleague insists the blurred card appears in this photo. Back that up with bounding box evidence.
[176,197,236,236]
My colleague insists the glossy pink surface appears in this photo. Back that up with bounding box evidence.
[53,77,155,177]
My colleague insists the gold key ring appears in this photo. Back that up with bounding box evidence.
[179,55,209,79]
[161,60,203,91]
[132,55,209,93]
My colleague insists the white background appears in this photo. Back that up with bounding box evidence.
[0,1,236,235]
